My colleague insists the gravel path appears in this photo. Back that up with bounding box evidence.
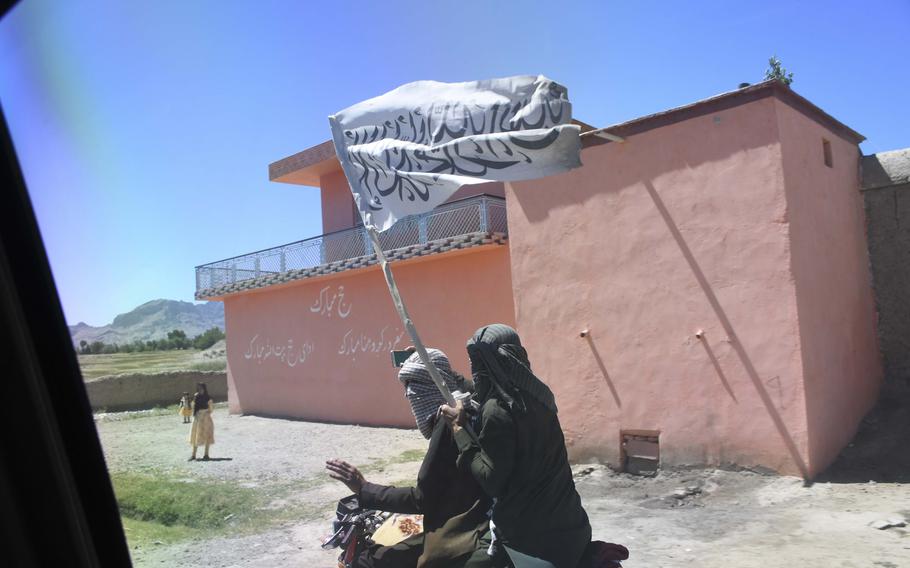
[97,406,426,484]
[96,408,910,568]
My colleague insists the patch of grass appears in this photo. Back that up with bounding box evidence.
[111,472,259,529]
[189,360,227,372]
[120,516,207,547]
[360,447,426,473]
[78,350,226,381]
[111,471,332,547]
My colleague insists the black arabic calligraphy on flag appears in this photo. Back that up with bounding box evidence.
[329,75,582,231]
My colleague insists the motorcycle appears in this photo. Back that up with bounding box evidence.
[321,494,391,568]
[322,495,628,568]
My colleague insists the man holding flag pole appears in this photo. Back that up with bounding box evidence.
[329,76,625,568]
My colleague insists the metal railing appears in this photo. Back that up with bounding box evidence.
[195,194,507,293]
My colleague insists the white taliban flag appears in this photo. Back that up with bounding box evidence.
[329,75,582,231]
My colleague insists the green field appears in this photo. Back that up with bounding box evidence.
[78,350,226,381]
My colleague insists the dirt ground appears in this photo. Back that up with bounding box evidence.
[96,405,910,568]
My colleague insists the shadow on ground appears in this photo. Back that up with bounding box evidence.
[817,380,910,483]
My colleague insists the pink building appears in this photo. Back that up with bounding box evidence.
[196,81,881,479]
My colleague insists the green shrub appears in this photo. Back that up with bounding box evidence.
[193,327,225,350]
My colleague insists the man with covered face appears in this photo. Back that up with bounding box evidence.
[440,324,594,568]
[326,348,504,568]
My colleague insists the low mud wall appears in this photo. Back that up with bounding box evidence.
[863,149,910,382]
[85,371,227,412]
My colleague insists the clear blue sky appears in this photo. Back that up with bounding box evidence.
[1,0,907,326]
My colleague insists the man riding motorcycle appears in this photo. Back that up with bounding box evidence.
[326,348,507,568]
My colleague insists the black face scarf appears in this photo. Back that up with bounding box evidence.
[466,324,558,414]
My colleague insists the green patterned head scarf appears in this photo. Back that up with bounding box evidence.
[466,324,557,414]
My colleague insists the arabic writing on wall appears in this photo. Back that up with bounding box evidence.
[240,285,408,369]
[338,326,406,359]
[310,285,352,319]
[243,334,315,368]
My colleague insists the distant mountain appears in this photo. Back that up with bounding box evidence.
[69,299,224,347]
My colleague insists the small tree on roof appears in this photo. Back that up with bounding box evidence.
[764,56,794,86]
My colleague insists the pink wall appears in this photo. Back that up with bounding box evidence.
[320,170,358,233]
[775,100,882,475]
[223,246,515,426]
[506,97,814,475]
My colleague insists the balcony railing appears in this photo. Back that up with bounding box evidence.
[195,194,507,295]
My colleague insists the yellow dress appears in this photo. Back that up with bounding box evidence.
[179,396,192,418]
[189,399,215,446]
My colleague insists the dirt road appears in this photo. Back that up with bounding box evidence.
[96,408,910,567]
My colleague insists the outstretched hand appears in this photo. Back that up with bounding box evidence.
[439,400,466,433]
[325,459,366,493]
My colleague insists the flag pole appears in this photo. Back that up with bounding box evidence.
[365,226,457,408]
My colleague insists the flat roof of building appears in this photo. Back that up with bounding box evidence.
[269,80,865,188]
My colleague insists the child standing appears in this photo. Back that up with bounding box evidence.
[179,392,192,424]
